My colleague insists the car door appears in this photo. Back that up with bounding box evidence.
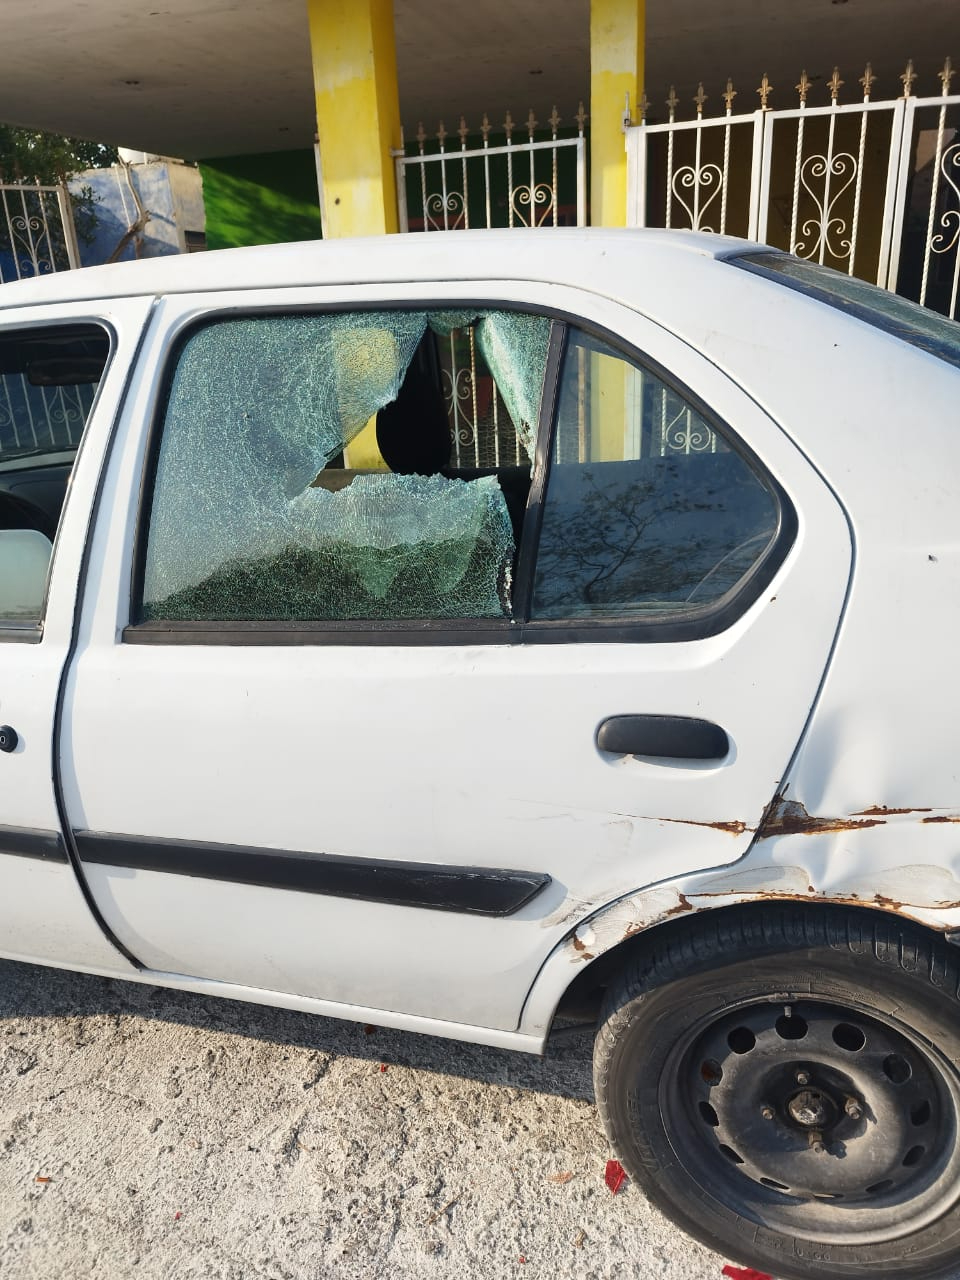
[60,280,850,1031]
[0,297,154,972]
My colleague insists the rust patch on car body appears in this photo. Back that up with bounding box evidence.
[680,819,749,836]
[647,816,750,836]
[871,890,960,910]
[756,795,885,838]
[852,805,933,816]
[622,893,693,938]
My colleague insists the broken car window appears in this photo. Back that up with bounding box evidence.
[140,309,548,623]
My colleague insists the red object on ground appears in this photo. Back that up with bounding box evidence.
[379,1063,388,1072]
[604,1159,627,1194]
[722,1266,773,1280]
[174,1212,182,1221]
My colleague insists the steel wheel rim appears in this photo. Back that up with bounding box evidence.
[659,995,960,1245]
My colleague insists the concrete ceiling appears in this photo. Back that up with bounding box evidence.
[0,1,954,159]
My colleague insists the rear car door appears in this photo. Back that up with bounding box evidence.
[60,281,850,1031]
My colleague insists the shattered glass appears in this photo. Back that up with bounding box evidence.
[146,473,513,621]
[141,308,543,623]
[162,312,428,498]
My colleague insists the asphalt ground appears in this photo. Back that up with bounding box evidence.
[0,956,738,1280]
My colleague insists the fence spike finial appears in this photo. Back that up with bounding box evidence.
[694,82,707,115]
[901,59,917,98]
[722,78,737,113]
[416,121,426,150]
[828,67,844,102]
[549,106,561,137]
[860,62,876,99]
[757,73,773,109]
[940,57,955,94]
[666,85,678,119]
[575,101,587,133]
[437,120,447,146]
[481,113,491,142]
[458,115,469,144]
[639,91,650,122]
[526,108,538,139]
[504,110,514,141]
[796,70,811,105]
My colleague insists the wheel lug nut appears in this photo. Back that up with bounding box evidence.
[796,1070,810,1086]
[811,1139,826,1154]
[760,1104,775,1121]
[845,1097,862,1120]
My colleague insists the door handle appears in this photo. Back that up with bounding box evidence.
[596,715,729,761]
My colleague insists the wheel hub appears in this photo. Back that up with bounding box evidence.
[668,997,960,1244]
[786,1086,836,1130]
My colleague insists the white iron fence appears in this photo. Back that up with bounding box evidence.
[0,181,80,282]
[395,107,587,232]
[627,60,960,318]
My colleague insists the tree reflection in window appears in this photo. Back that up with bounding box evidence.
[532,333,780,621]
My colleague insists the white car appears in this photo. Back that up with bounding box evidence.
[1,228,959,1280]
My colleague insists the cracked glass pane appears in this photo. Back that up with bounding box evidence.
[147,473,514,621]
[141,309,536,623]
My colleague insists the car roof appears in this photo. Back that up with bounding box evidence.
[0,227,755,309]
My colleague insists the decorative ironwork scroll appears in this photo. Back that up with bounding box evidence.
[0,182,79,282]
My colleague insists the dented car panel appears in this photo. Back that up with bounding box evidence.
[521,822,960,1045]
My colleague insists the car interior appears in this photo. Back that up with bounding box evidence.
[0,326,109,619]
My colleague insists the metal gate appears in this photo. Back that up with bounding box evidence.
[0,181,80,282]
[626,60,960,318]
[395,106,587,232]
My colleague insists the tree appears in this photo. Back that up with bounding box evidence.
[0,126,118,184]
[0,127,120,261]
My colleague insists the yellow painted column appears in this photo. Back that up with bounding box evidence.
[308,0,401,466]
[590,0,645,227]
[307,0,401,239]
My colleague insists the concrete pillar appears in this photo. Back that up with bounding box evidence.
[307,0,402,238]
[590,0,645,226]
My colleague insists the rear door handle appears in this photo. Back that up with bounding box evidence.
[596,715,729,761]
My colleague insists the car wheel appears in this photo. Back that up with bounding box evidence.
[593,904,960,1280]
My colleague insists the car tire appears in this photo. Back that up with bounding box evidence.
[593,904,960,1280]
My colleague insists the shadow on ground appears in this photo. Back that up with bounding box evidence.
[0,957,595,1102]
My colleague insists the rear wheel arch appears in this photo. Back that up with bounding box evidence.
[549,898,956,1031]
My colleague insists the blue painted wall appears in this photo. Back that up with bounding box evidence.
[69,162,204,265]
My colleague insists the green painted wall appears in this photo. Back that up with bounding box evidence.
[199,149,322,250]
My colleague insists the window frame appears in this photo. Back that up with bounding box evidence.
[0,318,116,644]
[123,301,796,647]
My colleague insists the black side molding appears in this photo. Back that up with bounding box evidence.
[0,826,69,862]
[75,831,550,918]
[596,714,730,761]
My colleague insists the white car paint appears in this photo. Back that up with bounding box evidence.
[0,229,956,1053]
